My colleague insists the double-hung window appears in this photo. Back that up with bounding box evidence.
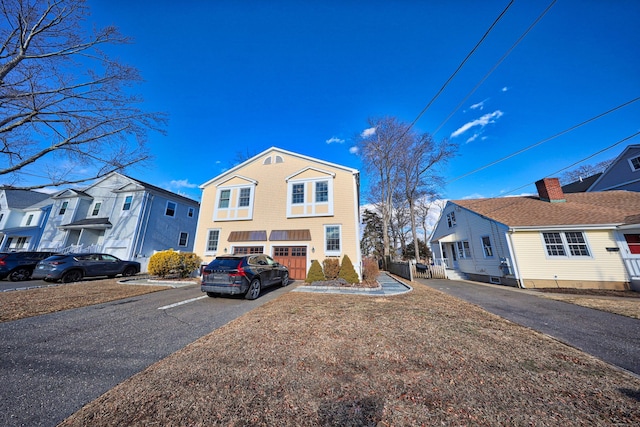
[542,231,591,257]
[218,190,230,208]
[481,236,493,258]
[315,181,328,202]
[206,229,220,252]
[238,188,251,207]
[59,201,68,215]
[292,184,305,204]
[178,232,188,247]
[122,195,133,211]
[447,212,456,228]
[165,201,177,217]
[628,155,640,171]
[325,225,341,254]
[92,202,102,216]
[456,241,471,259]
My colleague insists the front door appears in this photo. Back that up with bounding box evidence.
[621,232,640,290]
[273,246,307,280]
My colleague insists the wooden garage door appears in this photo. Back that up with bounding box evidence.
[273,246,307,280]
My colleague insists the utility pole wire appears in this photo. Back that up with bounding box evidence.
[407,0,515,132]
[500,130,640,197]
[432,0,557,136]
[446,96,640,184]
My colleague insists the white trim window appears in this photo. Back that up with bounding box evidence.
[238,187,251,207]
[214,184,255,221]
[59,201,69,215]
[324,224,341,256]
[628,155,640,171]
[286,178,334,218]
[165,201,177,217]
[205,229,221,253]
[456,240,471,259]
[481,236,493,258]
[218,190,231,208]
[91,202,102,216]
[446,211,456,228]
[542,231,591,257]
[178,232,188,247]
[122,195,133,211]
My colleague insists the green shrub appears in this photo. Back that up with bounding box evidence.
[305,260,325,283]
[322,258,340,280]
[338,254,360,284]
[362,257,380,284]
[148,250,202,278]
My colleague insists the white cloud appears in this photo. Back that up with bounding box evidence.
[326,136,345,144]
[469,98,488,110]
[501,87,508,92]
[361,127,376,138]
[450,110,504,138]
[465,133,480,144]
[349,146,359,154]
[169,179,198,189]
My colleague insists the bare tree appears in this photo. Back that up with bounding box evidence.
[414,194,438,255]
[0,0,165,189]
[357,117,412,267]
[397,129,456,262]
[559,159,613,185]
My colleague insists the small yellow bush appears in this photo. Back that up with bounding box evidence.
[148,250,202,278]
[338,254,360,284]
[305,260,325,283]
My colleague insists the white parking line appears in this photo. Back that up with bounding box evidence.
[158,295,207,310]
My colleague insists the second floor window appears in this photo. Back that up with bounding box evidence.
[122,195,133,211]
[446,212,456,228]
[26,214,33,226]
[188,207,194,217]
[165,201,177,217]
[629,155,640,171]
[92,202,102,216]
[316,181,328,202]
[292,184,304,204]
[218,190,230,208]
[238,188,251,207]
[59,201,68,215]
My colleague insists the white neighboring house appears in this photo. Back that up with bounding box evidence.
[429,178,640,291]
[0,189,53,251]
[38,172,200,271]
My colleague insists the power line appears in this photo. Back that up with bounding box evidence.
[432,0,557,136]
[407,0,515,131]
[502,130,640,196]
[446,96,640,184]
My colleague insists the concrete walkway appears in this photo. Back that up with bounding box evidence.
[293,272,411,296]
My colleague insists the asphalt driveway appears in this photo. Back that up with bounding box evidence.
[418,278,640,376]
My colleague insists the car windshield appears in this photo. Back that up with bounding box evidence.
[208,258,242,270]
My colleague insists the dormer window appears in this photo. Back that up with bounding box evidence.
[91,202,102,216]
[59,201,68,215]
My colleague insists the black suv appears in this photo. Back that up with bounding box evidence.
[0,251,58,281]
[201,254,290,300]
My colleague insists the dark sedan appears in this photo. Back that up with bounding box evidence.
[32,253,140,283]
[201,254,289,300]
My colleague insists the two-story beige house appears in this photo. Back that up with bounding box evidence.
[194,147,361,280]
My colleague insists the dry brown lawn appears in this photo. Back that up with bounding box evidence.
[54,278,640,426]
[0,279,168,322]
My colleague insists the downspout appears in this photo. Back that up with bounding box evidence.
[352,172,362,279]
[505,230,524,288]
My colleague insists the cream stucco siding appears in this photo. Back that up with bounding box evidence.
[511,229,629,288]
[194,148,361,278]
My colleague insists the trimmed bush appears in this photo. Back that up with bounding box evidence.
[305,260,325,283]
[148,250,202,278]
[322,258,340,280]
[338,254,360,284]
[362,257,380,284]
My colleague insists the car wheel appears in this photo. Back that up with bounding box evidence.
[9,268,31,282]
[245,278,261,300]
[122,267,137,277]
[61,270,83,283]
[206,292,217,298]
[281,272,290,287]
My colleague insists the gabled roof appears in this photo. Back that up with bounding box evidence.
[561,173,602,193]
[86,172,199,205]
[453,190,640,228]
[200,147,359,188]
[587,144,640,192]
[0,188,51,209]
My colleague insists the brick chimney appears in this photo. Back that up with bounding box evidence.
[535,178,566,203]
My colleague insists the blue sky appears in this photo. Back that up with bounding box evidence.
[86,0,640,203]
